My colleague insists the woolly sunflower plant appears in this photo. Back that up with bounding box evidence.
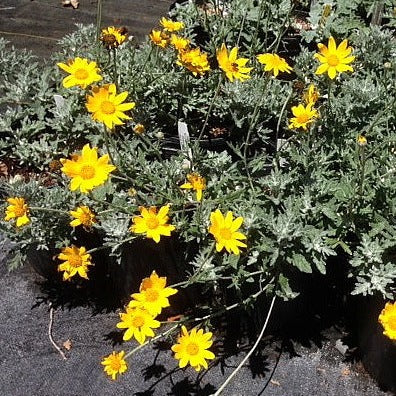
[0,0,395,386]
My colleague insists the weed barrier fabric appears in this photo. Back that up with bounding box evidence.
[0,245,391,396]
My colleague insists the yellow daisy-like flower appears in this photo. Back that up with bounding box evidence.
[116,307,160,344]
[256,53,293,77]
[100,26,128,49]
[208,209,247,255]
[216,43,252,82]
[130,205,176,243]
[149,29,169,48]
[4,197,30,227]
[288,103,318,131]
[57,57,102,89]
[357,135,367,146]
[70,205,96,228]
[128,271,178,317]
[160,17,185,32]
[177,47,210,76]
[57,245,93,281]
[171,326,215,372]
[378,301,396,341]
[170,34,190,51]
[303,83,320,105]
[60,143,116,194]
[101,351,128,380]
[86,84,136,130]
[180,173,206,201]
[314,36,355,79]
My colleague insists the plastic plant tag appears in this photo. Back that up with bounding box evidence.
[178,120,192,168]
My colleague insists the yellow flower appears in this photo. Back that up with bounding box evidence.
[130,205,176,243]
[216,43,252,82]
[86,84,136,130]
[4,197,30,227]
[256,53,292,77]
[314,36,355,79]
[160,17,185,32]
[57,245,93,281]
[70,205,96,228]
[100,26,128,49]
[128,271,178,317]
[208,209,247,255]
[170,34,190,51]
[357,135,367,146]
[180,173,206,201]
[303,83,320,105]
[133,123,145,134]
[177,47,210,76]
[378,301,396,341]
[60,143,116,194]
[171,326,215,371]
[116,307,160,344]
[57,57,102,89]
[149,29,169,48]
[288,103,318,131]
[101,351,128,380]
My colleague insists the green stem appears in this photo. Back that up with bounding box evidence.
[30,207,68,215]
[112,48,118,87]
[125,324,179,359]
[197,74,223,142]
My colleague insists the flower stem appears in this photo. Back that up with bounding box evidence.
[213,295,276,396]
[124,324,179,359]
[95,0,103,41]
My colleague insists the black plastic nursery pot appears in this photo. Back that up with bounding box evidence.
[353,295,396,393]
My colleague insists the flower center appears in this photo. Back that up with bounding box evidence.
[297,114,309,124]
[100,101,116,115]
[145,289,159,302]
[186,342,199,356]
[388,315,396,331]
[75,68,89,80]
[132,315,145,328]
[80,213,92,225]
[68,254,82,268]
[14,205,26,217]
[80,165,96,180]
[230,62,239,73]
[219,228,232,240]
[327,54,339,67]
[146,217,160,230]
[110,358,122,371]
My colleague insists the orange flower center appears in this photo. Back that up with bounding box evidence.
[68,254,82,268]
[297,113,309,124]
[219,228,232,240]
[146,217,160,230]
[110,356,122,370]
[14,205,26,217]
[230,62,239,72]
[132,315,145,328]
[388,315,396,331]
[80,213,92,226]
[75,68,89,80]
[327,54,339,67]
[100,101,116,115]
[186,342,199,356]
[80,165,96,180]
[145,289,159,302]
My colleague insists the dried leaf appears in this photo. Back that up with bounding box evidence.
[341,367,351,376]
[167,314,183,322]
[270,380,280,386]
[63,339,72,351]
